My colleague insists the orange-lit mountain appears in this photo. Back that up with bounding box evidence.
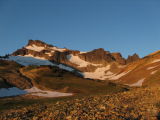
[2,39,160,87]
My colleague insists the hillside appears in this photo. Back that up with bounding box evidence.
[20,65,127,95]
[0,60,32,89]
[0,59,127,98]
[116,50,160,87]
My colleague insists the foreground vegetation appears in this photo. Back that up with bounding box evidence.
[1,87,160,120]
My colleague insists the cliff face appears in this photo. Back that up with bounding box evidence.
[78,48,114,64]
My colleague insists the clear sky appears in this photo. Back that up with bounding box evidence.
[0,0,160,58]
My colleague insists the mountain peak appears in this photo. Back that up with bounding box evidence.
[127,53,140,63]
[27,40,53,47]
[89,48,110,54]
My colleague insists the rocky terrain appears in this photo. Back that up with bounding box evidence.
[1,87,160,120]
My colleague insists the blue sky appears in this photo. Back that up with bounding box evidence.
[0,0,160,58]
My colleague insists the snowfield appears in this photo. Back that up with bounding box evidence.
[0,87,72,98]
[8,55,53,66]
[151,70,158,75]
[147,66,158,70]
[151,59,160,63]
[109,70,131,80]
[25,44,66,53]
[7,56,74,72]
[80,51,87,54]
[0,87,27,97]
[50,46,66,52]
[67,54,101,67]
[25,45,45,52]
[25,87,72,97]
[129,78,145,87]
[83,65,131,80]
[83,65,111,80]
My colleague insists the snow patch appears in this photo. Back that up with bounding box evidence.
[106,71,114,76]
[24,54,46,60]
[147,66,158,70]
[25,44,66,53]
[51,47,66,52]
[83,65,111,80]
[151,59,160,63]
[0,87,72,98]
[129,78,145,87]
[45,53,52,56]
[67,54,100,67]
[7,56,74,72]
[80,51,87,54]
[83,65,131,80]
[0,87,27,97]
[8,56,53,66]
[25,87,72,97]
[109,70,131,80]
[58,64,74,71]
[25,45,45,52]
[151,70,158,75]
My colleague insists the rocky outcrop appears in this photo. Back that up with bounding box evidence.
[111,53,126,65]
[51,51,69,63]
[79,48,114,65]
[126,53,140,64]
[27,40,53,48]
[12,48,50,60]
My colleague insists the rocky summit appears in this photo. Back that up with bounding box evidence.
[13,40,139,66]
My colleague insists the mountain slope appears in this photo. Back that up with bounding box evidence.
[0,59,127,98]
[11,40,140,82]
[19,65,127,95]
[3,39,160,87]
[0,60,32,89]
[116,51,160,87]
